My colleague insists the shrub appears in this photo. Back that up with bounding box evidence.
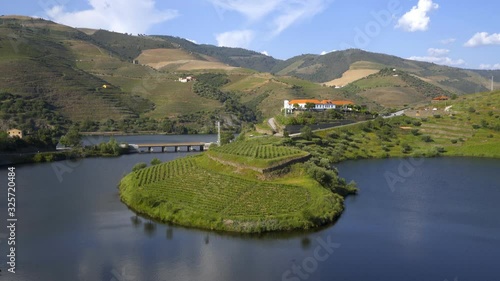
[434,114,441,119]
[421,135,433,142]
[468,107,476,113]
[300,125,313,141]
[132,162,147,172]
[436,146,446,153]
[150,158,162,165]
[481,120,489,128]
[472,124,480,129]
[411,129,420,136]
[412,121,422,126]
[401,143,412,154]
[44,154,54,162]
[33,153,44,163]
[450,139,458,144]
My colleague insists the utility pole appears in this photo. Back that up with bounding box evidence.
[216,121,221,146]
[492,76,494,92]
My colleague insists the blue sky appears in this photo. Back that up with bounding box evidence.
[3,0,500,69]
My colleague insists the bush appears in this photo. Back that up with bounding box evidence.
[472,124,480,129]
[411,129,420,136]
[150,158,162,165]
[300,125,313,141]
[436,146,446,153]
[44,154,54,162]
[434,114,441,119]
[412,121,422,126]
[132,162,147,172]
[33,153,44,163]
[450,139,458,144]
[401,143,412,154]
[468,107,476,113]
[421,135,433,142]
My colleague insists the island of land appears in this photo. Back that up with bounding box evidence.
[119,90,499,233]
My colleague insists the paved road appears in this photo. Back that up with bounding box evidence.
[268,117,278,132]
[383,109,406,119]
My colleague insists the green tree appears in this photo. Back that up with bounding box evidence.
[132,162,147,172]
[150,158,162,165]
[305,102,316,111]
[59,126,82,147]
[220,131,235,145]
[300,125,313,141]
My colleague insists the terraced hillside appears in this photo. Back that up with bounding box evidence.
[339,68,453,108]
[119,154,342,233]
[0,17,153,121]
[271,49,499,95]
[208,140,310,169]
[312,91,500,162]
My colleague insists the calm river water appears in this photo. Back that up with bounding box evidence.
[1,134,499,281]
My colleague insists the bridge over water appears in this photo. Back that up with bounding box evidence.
[129,142,211,153]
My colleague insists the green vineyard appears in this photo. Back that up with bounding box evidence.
[211,142,304,159]
[208,142,310,169]
[119,155,342,233]
[134,158,196,187]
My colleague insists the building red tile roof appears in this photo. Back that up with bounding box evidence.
[288,99,354,105]
[432,95,449,101]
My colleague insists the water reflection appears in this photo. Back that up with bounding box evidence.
[144,220,157,237]
[130,215,142,228]
[300,237,312,250]
[166,227,174,240]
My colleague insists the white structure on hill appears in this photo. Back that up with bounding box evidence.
[283,99,354,111]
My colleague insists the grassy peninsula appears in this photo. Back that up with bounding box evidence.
[119,91,499,234]
[119,139,356,233]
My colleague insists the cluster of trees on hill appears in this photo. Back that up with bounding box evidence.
[192,73,258,123]
[0,92,69,151]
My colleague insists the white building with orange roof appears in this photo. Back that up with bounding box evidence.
[284,99,354,111]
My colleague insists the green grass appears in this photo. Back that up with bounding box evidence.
[119,154,342,233]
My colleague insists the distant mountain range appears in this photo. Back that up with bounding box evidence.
[0,15,498,129]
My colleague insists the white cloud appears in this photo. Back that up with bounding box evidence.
[216,30,255,48]
[209,0,330,44]
[464,32,500,47]
[186,39,198,44]
[479,64,500,70]
[45,0,178,34]
[396,0,439,32]
[208,0,283,21]
[408,48,465,66]
[427,48,449,57]
[408,56,465,66]
[260,51,270,56]
[320,50,337,55]
[440,38,456,45]
[270,0,329,36]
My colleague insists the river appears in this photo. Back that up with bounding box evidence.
[1,134,499,281]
